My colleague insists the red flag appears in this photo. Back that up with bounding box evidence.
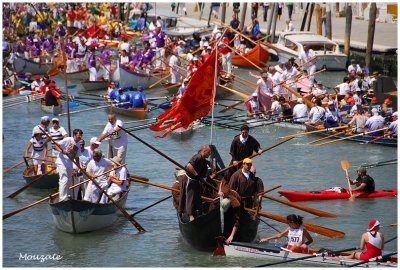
[84,24,107,39]
[150,50,218,138]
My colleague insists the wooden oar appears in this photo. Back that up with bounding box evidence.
[215,137,294,176]
[3,159,28,174]
[149,83,180,95]
[247,209,345,238]
[316,127,388,146]
[280,82,313,108]
[366,132,391,144]
[217,84,249,99]
[129,175,149,182]
[39,127,145,232]
[348,252,398,268]
[255,246,358,267]
[148,74,172,89]
[263,194,337,217]
[129,177,215,203]
[308,129,350,144]
[282,125,349,139]
[341,160,355,201]
[3,164,125,220]
[7,167,57,198]
[131,195,172,217]
[219,100,245,113]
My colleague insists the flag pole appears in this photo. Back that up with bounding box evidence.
[210,28,228,144]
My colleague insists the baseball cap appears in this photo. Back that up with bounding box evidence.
[252,93,258,97]
[371,108,378,114]
[41,116,50,122]
[51,117,59,122]
[243,158,252,164]
[392,112,398,117]
[90,137,101,145]
[297,98,303,103]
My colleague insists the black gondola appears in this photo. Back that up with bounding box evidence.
[178,207,259,251]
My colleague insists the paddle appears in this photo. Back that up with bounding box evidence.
[7,167,57,198]
[246,209,345,238]
[3,159,28,174]
[263,194,337,218]
[316,127,389,146]
[215,137,294,176]
[148,74,171,89]
[217,84,249,99]
[341,160,355,201]
[130,195,172,217]
[39,128,145,232]
[348,252,398,268]
[3,164,125,220]
[254,246,359,267]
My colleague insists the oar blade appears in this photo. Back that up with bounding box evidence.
[213,236,226,256]
[340,160,350,171]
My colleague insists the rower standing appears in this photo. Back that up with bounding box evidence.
[25,127,48,175]
[98,114,128,163]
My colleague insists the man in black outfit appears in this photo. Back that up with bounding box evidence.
[178,145,214,222]
[350,167,375,193]
[225,125,262,182]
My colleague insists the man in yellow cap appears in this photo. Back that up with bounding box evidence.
[223,157,264,244]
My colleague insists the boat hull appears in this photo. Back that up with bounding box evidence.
[232,44,269,67]
[80,80,109,92]
[14,55,56,75]
[67,69,89,81]
[41,104,62,115]
[224,242,397,267]
[108,106,147,119]
[178,207,259,251]
[305,124,397,147]
[22,166,59,189]
[119,66,165,89]
[278,189,398,202]
[49,189,129,233]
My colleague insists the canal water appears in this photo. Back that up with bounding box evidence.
[2,62,397,267]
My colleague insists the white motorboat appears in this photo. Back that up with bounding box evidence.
[273,32,347,70]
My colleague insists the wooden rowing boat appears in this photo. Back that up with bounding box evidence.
[49,189,130,233]
[232,44,269,67]
[119,65,166,89]
[178,207,259,251]
[80,80,109,92]
[13,55,56,75]
[108,105,147,119]
[305,124,397,147]
[41,104,62,115]
[67,68,89,81]
[22,165,59,189]
[224,241,397,267]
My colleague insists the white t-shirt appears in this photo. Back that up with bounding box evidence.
[108,166,128,192]
[101,119,128,148]
[309,106,325,123]
[292,104,309,122]
[271,101,282,116]
[298,49,316,68]
[86,158,114,187]
[337,82,350,96]
[256,78,272,96]
[282,67,300,88]
[169,55,179,68]
[56,137,82,169]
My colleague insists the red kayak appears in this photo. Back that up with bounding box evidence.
[278,188,397,202]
